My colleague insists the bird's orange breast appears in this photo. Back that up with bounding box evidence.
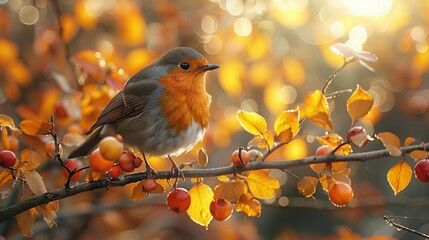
[159,70,211,134]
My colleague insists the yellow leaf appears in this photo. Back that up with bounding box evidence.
[347,85,374,123]
[410,150,429,162]
[404,137,415,147]
[274,109,300,141]
[235,193,261,217]
[387,161,412,195]
[237,110,267,136]
[17,209,36,237]
[317,133,353,155]
[197,148,208,167]
[302,90,333,131]
[319,174,334,192]
[297,176,318,198]
[187,183,213,228]
[130,180,148,200]
[24,170,47,195]
[375,132,402,157]
[213,180,248,203]
[245,170,280,199]
[20,149,42,172]
[20,120,51,136]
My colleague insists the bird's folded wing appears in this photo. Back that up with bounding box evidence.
[86,80,158,134]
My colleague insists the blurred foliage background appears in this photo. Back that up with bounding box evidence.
[1,0,429,239]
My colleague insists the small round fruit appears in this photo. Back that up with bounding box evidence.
[118,152,136,172]
[310,145,334,173]
[0,150,16,168]
[45,140,63,159]
[108,165,122,178]
[347,126,369,148]
[143,178,157,192]
[210,199,233,221]
[89,148,114,173]
[414,159,429,183]
[133,157,143,168]
[166,188,191,213]
[63,159,84,181]
[248,149,262,161]
[231,149,249,167]
[99,136,124,161]
[328,182,354,207]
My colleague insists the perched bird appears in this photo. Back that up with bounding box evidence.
[69,47,219,171]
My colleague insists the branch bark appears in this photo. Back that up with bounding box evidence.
[0,143,427,223]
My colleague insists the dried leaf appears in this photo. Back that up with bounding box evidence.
[347,85,374,124]
[62,133,86,147]
[247,136,268,149]
[24,170,47,195]
[355,51,378,62]
[84,170,103,182]
[302,90,333,131]
[375,132,402,157]
[187,183,213,228]
[213,180,248,204]
[387,161,412,195]
[197,148,208,167]
[20,120,51,136]
[297,176,318,198]
[319,174,334,192]
[0,170,14,188]
[245,170,280,199]
[235,193,261,217]
[274,109,300,142]
[404,137,415,148]
[330,43,356,58]
[410,150,429,162]
[237,110,267,136]
[17,209,36,237]
[36,206,57,228]
[130,180,148,200]
[20,149,42,172]
[332,171,352,185]
[0,114,16,128]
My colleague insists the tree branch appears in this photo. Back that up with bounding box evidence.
[0,143,427,223]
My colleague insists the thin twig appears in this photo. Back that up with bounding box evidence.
[322,58,357,94]
[383,215,429,239]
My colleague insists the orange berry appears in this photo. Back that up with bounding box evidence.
[143,178,157,192]
[166,188,191,213]
[89,148,114,173]
[231,149,249,167]
[45,140,63,159]
[108,165,122,178]
[63,159,84,181]
[99,136,124,161]
[328,182,354,207]
[210,199,233,221]
[310,145,334,173]
[118,152,136,172]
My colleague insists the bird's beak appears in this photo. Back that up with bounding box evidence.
[197,64,220,73]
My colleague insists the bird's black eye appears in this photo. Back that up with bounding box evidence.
[179,62,190,70]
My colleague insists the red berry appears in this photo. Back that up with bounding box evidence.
[108,165,122,178]
[118,152,136,172]
[0,150,16,168]
[63,159,84,181]
[133,157,143,168]
[166,188,191,213]
[54,102,68,119]
[89,148,113,173]
[210,199,233,221]
[328,182,354,207]
[231,149,249,167]
[347,126,369,148]
[415,159,429,183]
[143,178,157,192]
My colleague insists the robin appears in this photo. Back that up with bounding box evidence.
[69,47,219,173]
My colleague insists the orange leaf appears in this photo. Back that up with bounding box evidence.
[404,137,415,147]
[319,174,334,192]
[84,170,103,182]
[16,209,36,237]
[1,127,9,150]
[375,132,402,157]
[274,109,300,142]
[187,183,213,228]
[24,170,47,195]
[237,110,267,136]
[347,85,374,123]
[213,180,248,203]
[20,149,42,172]
[0,113,16,129]
[62,133,86,147]
[197,148,208,167]
[410,150,429,162]
[0,169,13,188]
[297,176,318,198]
[235,193,261,217]
[245,170,280,199]
[130,180,148,201]
[317,133,353,155]
[20,120,51,136]
[387,161,412,195]
[302,90,333,131]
